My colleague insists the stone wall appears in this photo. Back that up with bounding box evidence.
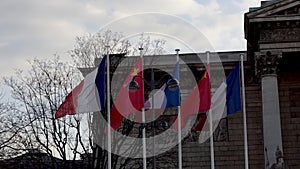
[179,85,265,169]
[177,81,300,169]
[279,82,300,168]
[244,85,264,169]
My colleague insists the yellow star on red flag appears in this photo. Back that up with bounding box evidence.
[131,68,139,77]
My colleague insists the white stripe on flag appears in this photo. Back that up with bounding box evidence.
[144,84,167,109]
[77,68,101,113]
[211,82,227,121]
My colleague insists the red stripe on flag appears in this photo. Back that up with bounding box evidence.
[55,81,84,119]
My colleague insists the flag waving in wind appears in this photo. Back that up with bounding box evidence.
[55,56,106,119]
[174,65,211,130]
[144,62,180,109]
[110,58,144,130]
[137,62,180,122]
[194,63,241,131]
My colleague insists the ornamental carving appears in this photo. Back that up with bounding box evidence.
[260,29,300,42]
[255,51,282,76]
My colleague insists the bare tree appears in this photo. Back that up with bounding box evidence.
[2,30,169,169]
[70,30,166,68]
[131,33,166,56]
[0,90,24,159]
[3,56,94,168]
[70,30,131,68]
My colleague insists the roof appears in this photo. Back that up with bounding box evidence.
[249,0,284,12]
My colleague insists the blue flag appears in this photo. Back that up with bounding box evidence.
[164,61,180,107]
[226,63,241,115]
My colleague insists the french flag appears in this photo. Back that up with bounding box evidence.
[195,63,241,130]
[144,62,180,109]
[55,56,106,119]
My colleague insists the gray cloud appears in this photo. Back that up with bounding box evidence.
[0,0,262,77]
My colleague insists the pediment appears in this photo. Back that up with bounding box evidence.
[246,0,300,18]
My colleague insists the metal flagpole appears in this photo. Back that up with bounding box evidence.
[142,107,147,169]
[175,49,182,169]
[241,54,249,169]
[151,67,156,169]
[139,47,147,169]
[106,45,112,169]
[207,51,215,169]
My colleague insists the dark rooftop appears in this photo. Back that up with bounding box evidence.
[249,0,284,12]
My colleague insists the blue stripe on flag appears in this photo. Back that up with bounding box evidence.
[95,56,106,111]
[226,63,241,115]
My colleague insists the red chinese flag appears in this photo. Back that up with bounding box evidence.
[110,58,144,130]
[174,65,211,130]
[198,64,211,112]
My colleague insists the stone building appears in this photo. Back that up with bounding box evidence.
[179,0,300,168]
[178,1,300,168]
[86,0,300,168]
[1,1,298,169]
[244,0,300,168]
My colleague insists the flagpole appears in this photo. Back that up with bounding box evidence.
[106,45,112,169]
[241,54,249,169]
[207,51,215,169]
[151,68,156,169]
[175,49,182,169]
[140,47,147,169]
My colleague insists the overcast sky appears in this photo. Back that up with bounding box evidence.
[0,0,263,78]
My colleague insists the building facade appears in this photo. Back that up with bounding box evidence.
[88,1,300,168]
[178,1,300,168]
[244,0,300,168]
[82,1,300,169]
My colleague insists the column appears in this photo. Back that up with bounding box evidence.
[255,51,283,168]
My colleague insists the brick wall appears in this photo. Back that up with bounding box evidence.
[177,83,300,169]
[279,82,300,168]
[179,85,265,169]
[243,85,264,169]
